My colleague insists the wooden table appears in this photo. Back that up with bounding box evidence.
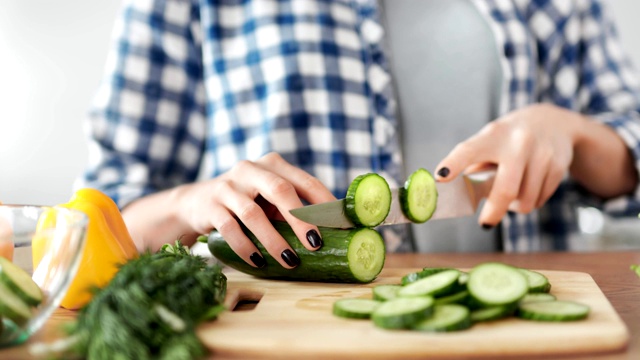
[2,251,639,359]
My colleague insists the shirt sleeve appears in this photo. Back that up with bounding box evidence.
[75,0,207,208]
[535,0,640,216]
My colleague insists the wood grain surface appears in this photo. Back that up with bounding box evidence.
[197,267,629,359]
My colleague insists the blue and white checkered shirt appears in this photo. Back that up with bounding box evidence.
[78,0,640,252]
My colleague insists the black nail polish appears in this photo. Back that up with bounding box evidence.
[306,230,323,248]
[437,167,450,178]
[482,223,494,230]
[281,249,300,267]
[250,252,266,268]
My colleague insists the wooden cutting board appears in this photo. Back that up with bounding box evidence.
[197,268,629,359]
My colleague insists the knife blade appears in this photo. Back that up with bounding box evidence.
[289,170,496,228]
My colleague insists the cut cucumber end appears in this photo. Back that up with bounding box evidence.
[400,168,437,223]
[345,173,391,227]
[347,228,386,283]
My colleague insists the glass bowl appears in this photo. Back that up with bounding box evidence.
[0,205,87,347]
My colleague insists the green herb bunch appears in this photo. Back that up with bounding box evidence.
[41,241,227,360]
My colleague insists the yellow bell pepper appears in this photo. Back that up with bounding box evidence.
[33,188,138,309]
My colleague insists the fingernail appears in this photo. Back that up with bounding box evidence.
[437,167,450,178]
[306,230,323,248]
[250,252,266,268]
[281,249,300,267]
[481,223,494,230]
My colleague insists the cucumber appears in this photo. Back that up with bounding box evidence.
[344,173,392,227]
[333,298,381,319]
[467,262,528,306]
[520,293,556,304]
[0,281,33,326]
[207,221,385,283]
[517,300,590,321]
[399,168,437,223]
[0,257,43,307]
[372,284,402,301]
[401,267,454,285]
[398,269,460,298]
[412,304,472,332]
[517,268,551,293]
[470,305,515,323]
[434,290,469,306]
[371,296,434,329]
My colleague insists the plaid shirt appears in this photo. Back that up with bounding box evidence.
[78,0,640,252]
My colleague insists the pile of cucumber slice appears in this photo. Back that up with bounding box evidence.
[333,262,590,332]
[0,257,43,329]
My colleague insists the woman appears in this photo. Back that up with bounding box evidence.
[77,0,640,269]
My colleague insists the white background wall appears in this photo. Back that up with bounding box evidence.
[1,1,640,206]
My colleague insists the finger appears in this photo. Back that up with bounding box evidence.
[249,167,324,251]
[236,156,325,251]
[219,183,301,268]
[535,166,567,209]
[479,161,526,227]
[509,153,549,214]
[210,206,266,269]
[258,152,336,203]
[434,133,498,183]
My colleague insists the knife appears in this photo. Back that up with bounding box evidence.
[289,170,496,228]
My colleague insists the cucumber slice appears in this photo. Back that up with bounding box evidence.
[372,284,402,302]
[372,296,434,329]
[344,173,392,227]
[470,305,515,323]
[467,262,528,306]
[0,281,33,326]
[401,267,454,285]
[520,293,556,304]
[517,268,551,293]
[517,300,590,321]
[333,298,381,319]
[434,290,469,306]
[398,269,460,298]
[412,304,472,332]
[0,257,43,306]
[399,168,437,223]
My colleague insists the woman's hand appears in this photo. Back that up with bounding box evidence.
[435,103,638,228]
[124,152,336,269]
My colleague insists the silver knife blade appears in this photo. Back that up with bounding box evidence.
[289,170,496,228]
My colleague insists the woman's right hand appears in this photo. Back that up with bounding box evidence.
[171,152,336,269]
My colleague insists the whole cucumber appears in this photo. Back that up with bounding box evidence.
[207,221,386,283]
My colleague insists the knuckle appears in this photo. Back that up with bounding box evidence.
[216,216,239,235]
[233,159,254,173]
[301,174,323,191]
[268,176,294,196]
[238,202,263,222]
[261,152,283,165]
